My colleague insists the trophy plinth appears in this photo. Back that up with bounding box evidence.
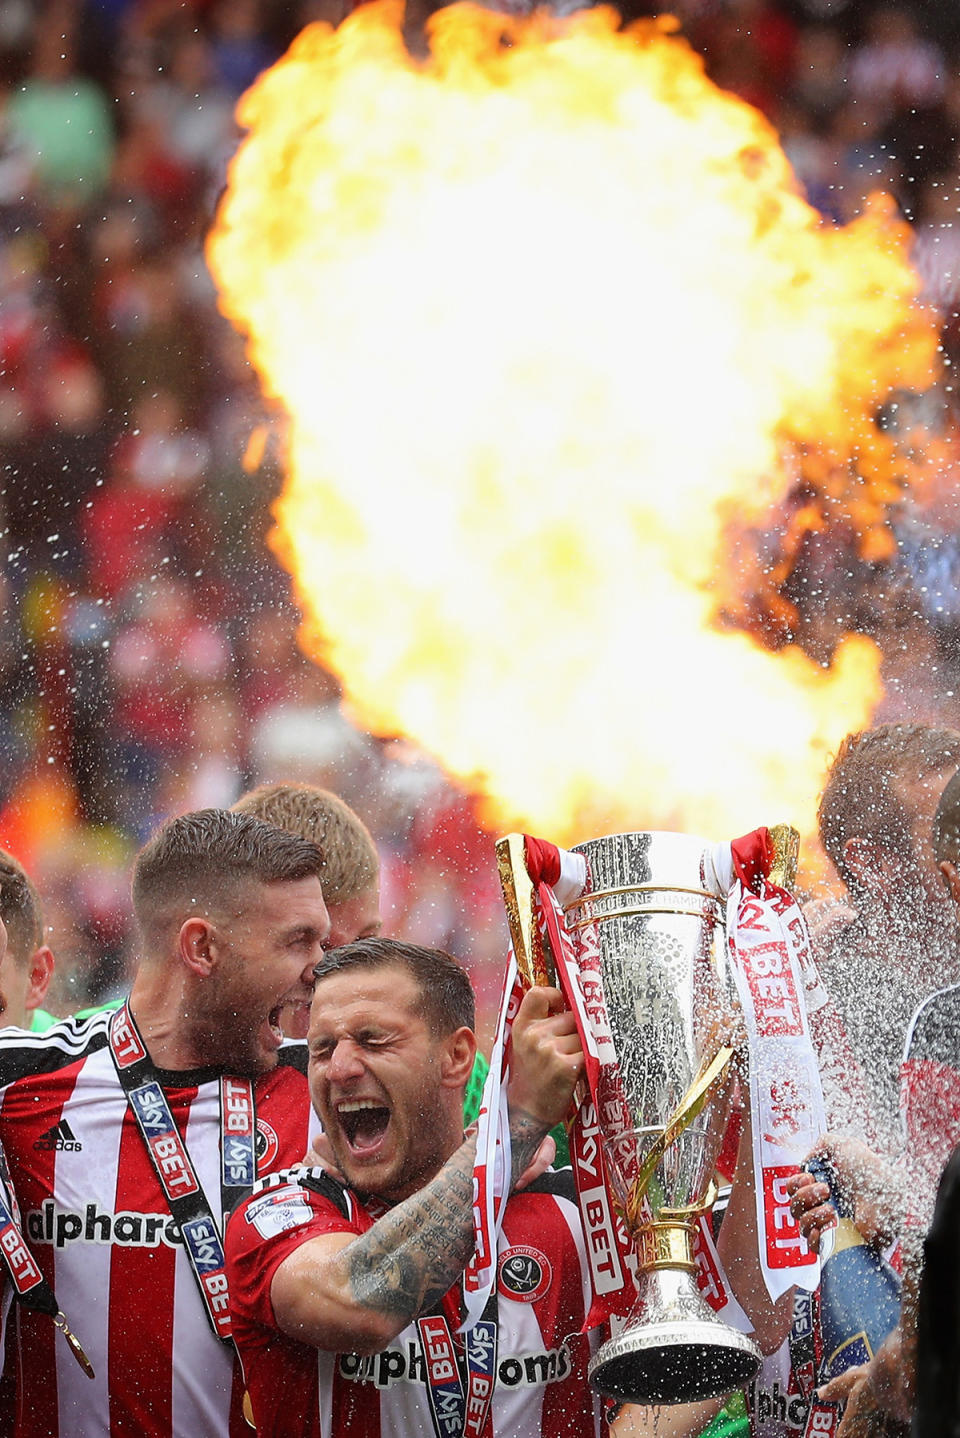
[589,1281,762,1405]
[567,832,762,1406]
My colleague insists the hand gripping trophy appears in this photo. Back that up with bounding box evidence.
[490,824,824,1407]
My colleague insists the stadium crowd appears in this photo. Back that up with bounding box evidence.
[1,0,960,1026]
[0,1,958,1436]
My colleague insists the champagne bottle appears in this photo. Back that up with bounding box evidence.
[804,1156,902,1383]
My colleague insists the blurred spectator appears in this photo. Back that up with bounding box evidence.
[0,0,959,1037]
[847,4,945,114]
[207,0,279,97]
[6,0,114,207]
[127,26,238,196]
[81,388,210,598]
[788,23,848,121]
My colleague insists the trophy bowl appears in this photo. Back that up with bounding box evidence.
[567,831,762,1405]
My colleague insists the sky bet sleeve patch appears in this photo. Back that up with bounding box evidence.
[244,1185,314,1240]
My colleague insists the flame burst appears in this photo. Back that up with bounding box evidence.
[208,1,938,847]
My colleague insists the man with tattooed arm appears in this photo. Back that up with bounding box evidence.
[226,936,720,1437]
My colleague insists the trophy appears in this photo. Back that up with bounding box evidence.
[564,831,763,1403]
[497,829,803,1405]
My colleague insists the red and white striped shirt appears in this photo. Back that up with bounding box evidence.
[0,1011,319,1438]
[226,1165,606,1438]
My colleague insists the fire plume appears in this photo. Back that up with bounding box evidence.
[208,2,939,848]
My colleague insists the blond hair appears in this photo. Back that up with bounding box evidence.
[232,784,378,907]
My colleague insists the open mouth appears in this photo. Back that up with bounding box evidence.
[337,1099,391,1155]
[266,1000,314,1044]
[267,1006,285,1043]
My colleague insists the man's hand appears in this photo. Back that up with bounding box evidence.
[303,1131,340,1176]
[784,1135,901,1253]
[818,1363,866,1412]
[826,1326,912,1436]
[514,1134,557,1190]
[783,1167,836,1255]
[508,986,583,1131]
[507,986,582,1187]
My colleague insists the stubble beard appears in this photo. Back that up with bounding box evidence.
[181,980,273,1077]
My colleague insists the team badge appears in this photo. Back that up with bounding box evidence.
[497,1245,551,1302]
[255,1119,279,1173]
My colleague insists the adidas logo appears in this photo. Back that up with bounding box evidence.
[33,1121,82,1153]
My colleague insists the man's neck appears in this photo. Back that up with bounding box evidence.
[127,968,205,1072]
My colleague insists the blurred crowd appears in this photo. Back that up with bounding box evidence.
[1,0,960,1027]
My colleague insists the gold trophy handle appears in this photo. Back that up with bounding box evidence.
[496,833,555,988]
[628,1044,735,1228]
[768,823,800,890]
[496,833,585,1115]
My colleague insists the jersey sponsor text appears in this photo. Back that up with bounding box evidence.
[26,1199,183,1249]
[339,1341,574,1391]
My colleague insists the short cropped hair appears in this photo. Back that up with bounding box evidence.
[0,850,43,964]
[132,808,324,933]
[232,784,378,907]
[934,769,960,864]
[313,938,475,1036]
[819,724,960,889]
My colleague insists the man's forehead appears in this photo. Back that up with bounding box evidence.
[310,964,420,1021]
[326,885,381,945]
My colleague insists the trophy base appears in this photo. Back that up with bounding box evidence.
[589,1320,761,1405]
[588,1267,761,1405]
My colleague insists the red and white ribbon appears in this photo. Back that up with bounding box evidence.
[719,835,825,1299]
[694,1209,752,1331]
[463,951,524,1330]
[540,878,636,1329]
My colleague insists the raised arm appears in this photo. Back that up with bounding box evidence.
[271,1133,479,1353]
[271,986,583,1353]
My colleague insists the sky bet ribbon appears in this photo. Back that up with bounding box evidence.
[0,1139,94,1377]
[108,1002,257,1344]
[418,1295,498,1438]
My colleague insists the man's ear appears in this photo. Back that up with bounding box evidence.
[24,945,54,1013]
[178,918,219,977]
[940,859,960,905]
[440,1026,477,1089]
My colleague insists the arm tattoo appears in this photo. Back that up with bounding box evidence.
[344,1136,478,1322]
[508,1105,549,1188]
[341,1109,550,1329]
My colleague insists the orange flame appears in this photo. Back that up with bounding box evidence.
[208,2,939,849]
